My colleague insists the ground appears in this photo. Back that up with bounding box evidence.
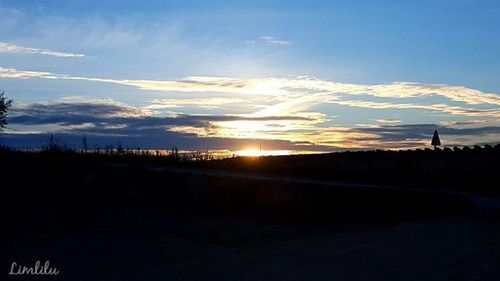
[3,209,500,280]
[2,149,500,280]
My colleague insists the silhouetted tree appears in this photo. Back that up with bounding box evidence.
[431,130,441,150]
[82,137,88,153]
[44,134,64,151]
[0,92,13,131]
[171,146,179,160]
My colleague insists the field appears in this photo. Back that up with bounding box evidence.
[2,146,500,280]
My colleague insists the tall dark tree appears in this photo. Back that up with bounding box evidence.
[82,136,88,153]
[0,92,13,131]
[431,130,441,150]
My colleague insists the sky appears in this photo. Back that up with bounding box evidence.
[1,0,499,153]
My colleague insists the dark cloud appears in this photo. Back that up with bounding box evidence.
[10,102,312,126]
[13,102,144,118]
[0,131,334,152]
[3,101,329,151]
[357,124,500,144]
[3,101,499,151]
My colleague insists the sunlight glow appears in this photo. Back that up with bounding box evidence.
[235,148,291,157]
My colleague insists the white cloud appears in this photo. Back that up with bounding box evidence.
[325,99,500,118]
[2,66,500,119]
[439,119,500,128]
[374,119,402,124]
[145,97,246,109]
[0,66,58,79]
[259,36,291,46]
[0,42,84,58]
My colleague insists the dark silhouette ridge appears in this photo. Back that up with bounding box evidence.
[2,143,500,280]
[195,143,500,193]
[4,143,494,225]
[1,142,499,194]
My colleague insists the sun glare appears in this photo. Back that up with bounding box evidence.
[234,149,291,157]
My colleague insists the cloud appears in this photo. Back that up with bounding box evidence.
[252,93,328,116]
[2,66,499,107]
[12,97,150,119]
[0,42,84,58]
[325,100,500,118]
[8,98,314,134]
[259,36,291,46]
[2,98,377,150]
[0,7,290,79]
[2,66,500,137]
[9,98,312,126]
[356,124,500,146]
[0,67,257,94]
[374,119,402,124]
[439,119,500,128]
[145,97,247,109]
[4,98,500,151]
[0,66,59,79]
[4,98,332,151]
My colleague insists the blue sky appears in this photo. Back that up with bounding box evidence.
[1,0,499,152]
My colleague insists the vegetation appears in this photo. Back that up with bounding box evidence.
[0,91,12,131]
[2,145,480,224]
[1,134,499,224]
[2,141,498,280]
[196,144,500,193]
[1,142,499,195]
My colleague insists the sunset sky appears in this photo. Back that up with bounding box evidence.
[1,0,500,153]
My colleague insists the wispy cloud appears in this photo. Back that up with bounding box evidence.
[0,42,84,58]
[0,67,255,94]
[326,100,500,118]
[2,66,500,119]
[2,65,498,104]
[439,119,500,128]
[259,36,291,46]
[145,97,247,109]
[374,119,402,124]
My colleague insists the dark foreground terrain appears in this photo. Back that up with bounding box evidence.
[2,147,500,280]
